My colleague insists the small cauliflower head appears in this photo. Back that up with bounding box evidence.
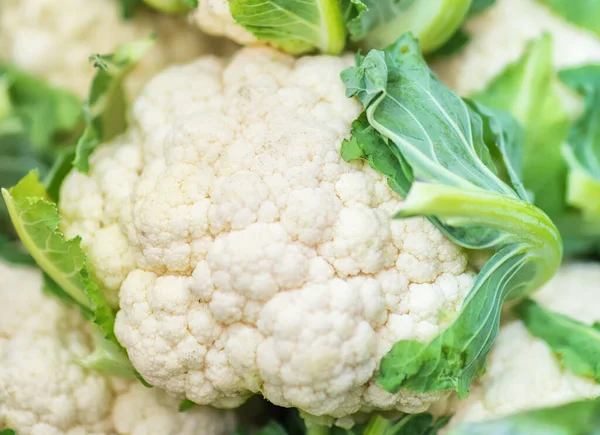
[432,0,600,95]
[59,46,476,420]
[0,262,236,435]
[191,0,256,46]
[0,0,211,98]
[444,262,600,427]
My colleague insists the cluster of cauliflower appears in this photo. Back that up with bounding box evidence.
[0,262,237,434]
[2,0,600,433]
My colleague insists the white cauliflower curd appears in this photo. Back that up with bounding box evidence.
[0,262,236,435]
[58,46,477,420]
[443,262,600,427]
[432,0,600,95]
[191,0,257,46]
[0,0,212,98]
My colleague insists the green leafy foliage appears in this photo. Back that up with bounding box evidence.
[0,65,83,264]
[228,0,347,55]
[429,0,496,59]
[119,0,144,18]
[1,172,138,378]
[142,0,195,13]
[536,0,600,36]
[341,33,561,397]
[0,430,16,435]
[558,65,600,223]
[447,397,600,435]
[473,34,571,217]
[514,299,600,382]
[73,37,155,173]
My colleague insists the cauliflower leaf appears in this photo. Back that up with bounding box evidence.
[342,33,562,397]
[228,0,347,55]
[1,171,138,379]
[0,65,83,264]
[73,37,155,173]
[514,298,600,383]
[536,0,600,36]
[447,396,600,435]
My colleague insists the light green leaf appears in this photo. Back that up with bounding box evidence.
[536,0,600,36]
[342,33,561,397]
[448,397,600,435]
[142,0,194,13]
[73,37,155,173]
[345,0,473,53]
[1,171,138,378]
[514,299,600,382]
[228,0,347,55]
[473,34,571,218]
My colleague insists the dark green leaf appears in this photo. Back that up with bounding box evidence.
[178,399,197,412]
[120,0,144,18]
[342,33,561,397]
[514,299,600,382]
[467,0,495,17]
[73,37,155,173]
[0,430,16,435]
[427,30,471,60]
[448,396,600,435]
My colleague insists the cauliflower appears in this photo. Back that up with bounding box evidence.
[432,0,600,96]
[191,0,256,46]
[0,0,212,98]
[443,262,600,428]
[58,45,477,420]
[0,262,236,435]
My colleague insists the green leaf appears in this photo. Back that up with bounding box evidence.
[558,65,600,225]
[473,34,571,218]
[1,171,138,378]
[178,399,197,412]
[514,299,600,382]
[142,0,195,12]
[467,0,495,17]
[536,0,600,36]
[344,0,473,53]
[341,33,561,397]
[256,421,290,435]
[0,430,16,435]
[228,0,347,55]
[448,396,600,435]
[0,65,83,263]
[73,37,155,173]
[120,0,144,18]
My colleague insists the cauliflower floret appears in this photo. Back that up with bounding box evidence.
[444,262,600,427]
[432,0,600,95]
[191,0,256,46]
[0,0,213,98]
[0,262,236,435]
[59,46,477,420]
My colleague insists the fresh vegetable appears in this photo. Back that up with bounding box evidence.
[445,262,600,428]
[0,261,236,435]
[536,0,600,36]
[189,0,473,54]
[343,33,561,398]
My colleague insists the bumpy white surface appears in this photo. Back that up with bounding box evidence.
[432,0,600,95]
[445,262,600,426]
[0,0,211,98]
[0,262,236,435]
[191,0,256,45]
[59,46,476,419]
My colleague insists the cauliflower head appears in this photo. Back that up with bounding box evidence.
[0,262,236,435]
[444,262,600,427]
[191,0,257,46]
[58,45,478,420]
[432,0,600,96]
[0,0,211,98]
